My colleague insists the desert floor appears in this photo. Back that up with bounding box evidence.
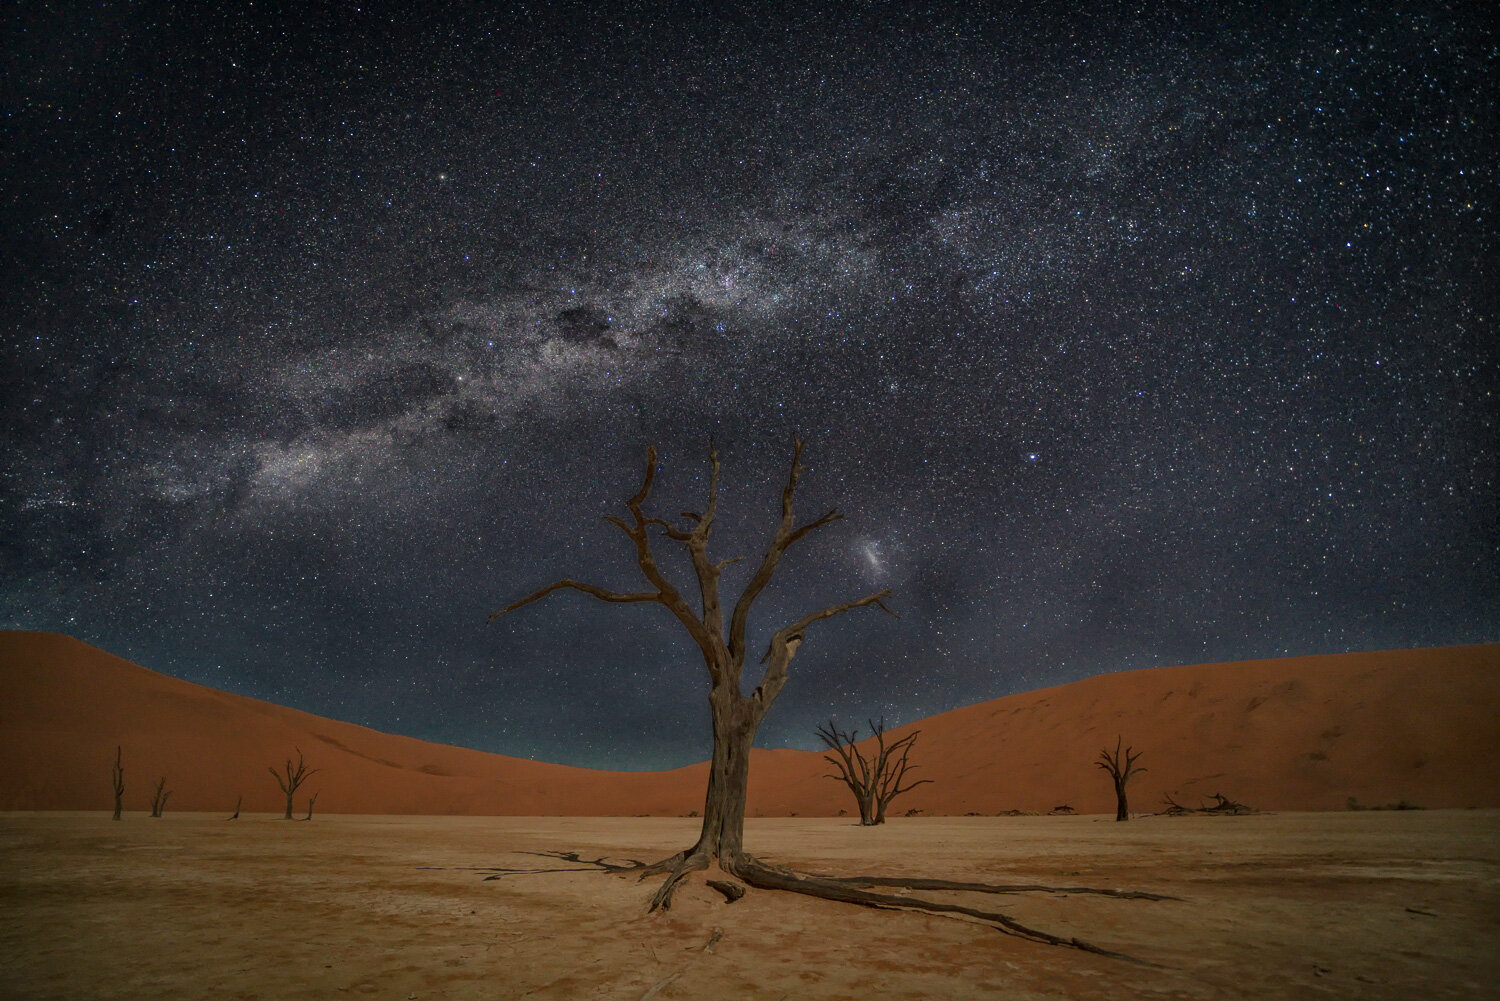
[1,811,1496,1000]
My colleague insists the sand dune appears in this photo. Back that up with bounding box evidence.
[1,630,1495,815]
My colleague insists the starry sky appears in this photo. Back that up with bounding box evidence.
[3,2,1495,770]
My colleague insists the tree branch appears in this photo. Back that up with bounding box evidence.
[765,590,898,662]
[488,579,662,620]
[728,436,808,662]
[614,445,719,657]
[785,508,844,546]
[680,440,729,649]
[489,443,722,673]
[749,590,895,716]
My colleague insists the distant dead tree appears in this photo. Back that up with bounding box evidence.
[227,794,242,821]
[111,746,125,821]
[269,748,320,820]
[298,791,320,821]
[1097,736,1145,822]
[149,776,172,818]
[817,718,932,825]
[1163,792,1253,816]
[486,440,1174,962]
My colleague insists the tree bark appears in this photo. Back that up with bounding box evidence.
[692,687,759,860]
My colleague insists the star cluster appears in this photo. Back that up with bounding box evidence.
[2,2,1494,768]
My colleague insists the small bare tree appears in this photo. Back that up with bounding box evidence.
[111,746,124,821]
[149,776,172,818]
[269,748,320,820]
[227,794,242,820]
[817,718,932,825]
[1096,736,1145,822]
[299,791,320,821]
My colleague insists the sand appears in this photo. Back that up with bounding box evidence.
[1,811,1495,1000]
[3,631,1498,816]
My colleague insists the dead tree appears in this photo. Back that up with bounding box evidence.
[149,776,172,818]
[269,748,320,820]
[488,441,1174,962]
[817,718,932,825]
[1163,791,1253,816]
[227,794,242,820]
[493,441,893,899]
[111,746,124,821]
[1097,736,1145,821]
[299,791,320,821]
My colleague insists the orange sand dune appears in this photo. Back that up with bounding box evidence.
[1,630,1496,815]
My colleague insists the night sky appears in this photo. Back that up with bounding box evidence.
[3,2,1494,770]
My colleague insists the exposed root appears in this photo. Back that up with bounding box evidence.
[635,849,692,877]
[475,846,1174,965]
[707,879,747,903]
[468,849,710,911]
[803,873,1177,901]
[646,852,709,911]
[725,854,1165,965]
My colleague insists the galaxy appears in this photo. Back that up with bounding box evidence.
[2,2,1494,768]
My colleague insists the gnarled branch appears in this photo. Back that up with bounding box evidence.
[488,578,661,619]
[753,590,896,709]
[729,437,850,664]
[490,444,720,665]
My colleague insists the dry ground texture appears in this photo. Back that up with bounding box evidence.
[1,811,1496,1000]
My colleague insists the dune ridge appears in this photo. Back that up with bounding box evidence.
[1,630,1495,815]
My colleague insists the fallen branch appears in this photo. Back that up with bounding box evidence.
[707,879,746,903]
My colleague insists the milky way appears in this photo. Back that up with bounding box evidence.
[3,3,1494,768]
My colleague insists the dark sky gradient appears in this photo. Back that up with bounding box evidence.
[3,2,1494,769]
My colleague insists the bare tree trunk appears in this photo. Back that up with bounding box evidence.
[692,689,760,860]
[1114,777,1129,822]
[227,794,241,820]
[111,746,124,821]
